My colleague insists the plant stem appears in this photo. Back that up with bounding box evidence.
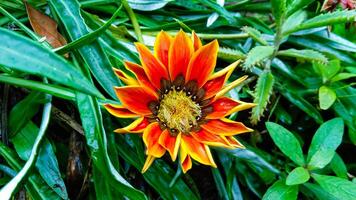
[121,0,143,42]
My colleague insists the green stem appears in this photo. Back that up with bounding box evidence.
[121,0,143,42]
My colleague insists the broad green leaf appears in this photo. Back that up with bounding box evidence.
[282,10,307,35]
[312,174,356,200]
[303,183,338,200]
[244,46,274,70]
[319,86,337,110]
[271,0,286,27]
[241,26,268,45]
[0,28,102,98]
[0,74,75,101]
[277,49,327,63]
[286,167,310,185]
[286,10,356,34]
[11,122,68,199]
[313,60,341,82]
[262,180,298,200]
[49,0,120,99]
[331,73,356,83]
[92,165,124,200]
[330,153,348,179]
[265,122,305,166]
[307,118,344,169]
[251,71,274,124]
[128,0,172,11]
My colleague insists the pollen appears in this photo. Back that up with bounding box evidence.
[157,90,201,134]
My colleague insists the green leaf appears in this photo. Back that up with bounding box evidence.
[218,46,245,62]
[277,49,327,63]
[0,28,102,98]
[251,71,274,124]
[312,174,356,200]
[196,0,236,24]
[11,122,68,199]
[265,122,305,166]
[307,118,344,169]
[282,10,307,35]
[271,0,286,27]
[212,168,229,200]
[313,60,341,82]
[331,73,356,83]
[286,0,314,16]
[49,0,120,99]
[244,46,274,70]
[319,86,337,110]
[262,180,298,200]
[128,0,172,11]
[286,167,310,185]
[330,153,348,179]
[241,26,268,45]
[303,183,338,200]
[286,10,356,34]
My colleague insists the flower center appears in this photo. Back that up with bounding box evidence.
[157,90,201,134]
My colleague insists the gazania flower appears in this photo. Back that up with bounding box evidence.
[105,30,255,173]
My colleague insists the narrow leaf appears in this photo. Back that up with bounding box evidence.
[277,49,327,63]
[330,153,348,179]
[128,0,172,11]
[271,0,286,27]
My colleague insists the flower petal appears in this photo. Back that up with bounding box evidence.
[214,75,248,100]
[203,60,240,99]
[114,117,150,133]
[206,97,256,119]
[201,118,253,136]
[186,40,219,87]
[159,131,181,161]
[181,135,217,167]
[154,31,172,68]
[192,31,202,51]
[112,68,138,85]
[181,155,192,173]
[104,103,140,118]
[115,86,158,115]
[224,136,245,148]
[135,42,169,89]
[143,123,166,158]
[142,155,155,173]
[168,30,194,80]
[124,61,156,93]
[191,128,234,149]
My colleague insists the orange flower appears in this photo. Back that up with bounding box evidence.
[105,30,255,173]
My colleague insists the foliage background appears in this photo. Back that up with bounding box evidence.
[0,0,355,199]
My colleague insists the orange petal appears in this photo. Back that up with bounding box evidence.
[154,31,172,68]
[223,136,245,148]
[115,86,157,115]
[186,40,219,87]
[112,68,138,85]
[114,117,150,133]
[203,60,240,99]
[181,155,192,173]
[124,61,156,93]
[104,104,140,118]
[159,131,181,161]
[135,42,169,89]
[181,135,217,167]
[143,123,166,158]
[168,30,194,80]
[201,118,253,136]
[206,97,255,119]
[192,31,202,51]
[214,75,248,100]
[191,128,234,149]
[142,155,155,173]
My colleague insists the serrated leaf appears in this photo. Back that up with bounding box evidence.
[307,118,344,169]
[244,46,274,70]
[218,46,245,61]
[312,174,356,200]
[282,10,307,35]
[128,0,172,11]
[277,49,327,63]
[241,26,268,45]
[262,180,298,200]
[251,71,274,124]
[271,0,286,27]
[286,10,356,34]
[265,122,305,166]
[319,86,337,110]
[286,167,310,185]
